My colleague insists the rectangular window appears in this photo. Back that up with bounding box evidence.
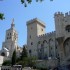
[58,54,59,56]
[56,46,57,49]
[30,35,31,39]
[41,29,43,31]
[31,42,33,45]
[7,37,8,39]
[29,50,31,53]
[10,33,11,35]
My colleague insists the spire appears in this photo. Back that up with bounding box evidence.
[11,18,15,28]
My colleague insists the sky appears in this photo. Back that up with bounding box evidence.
[0,0,70,49]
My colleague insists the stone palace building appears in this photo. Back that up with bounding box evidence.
[0,12,70,69]
[27,11,70,69]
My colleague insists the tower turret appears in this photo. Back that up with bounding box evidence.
[54,12,64,38]
[11,18,15,29]
[27,18,46,57]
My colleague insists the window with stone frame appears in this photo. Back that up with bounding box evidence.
[41,28,43,31]
[7,37,8,39]
[55,46,57,49]
[65,25,70,32]
[10,33,11,35]
[29,50,31,53]
[30,35,31,39]
[58,54,59,57]
[31,42,33,45]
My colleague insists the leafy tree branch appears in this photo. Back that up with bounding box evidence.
[0,13,5,20]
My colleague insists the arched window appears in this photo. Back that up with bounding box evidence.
[65,25,70,32]
[43,40,47,43]
[63,37,70,56]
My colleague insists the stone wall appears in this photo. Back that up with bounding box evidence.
[35,59,58,69]
[0,56,4,66]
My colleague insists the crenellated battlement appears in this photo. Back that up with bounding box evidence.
[38,31,56,38]
[27,18,45,27]
[65,12,70,17]
[54,11,70,17]
[54,12,64,16]
[54,11,70,38]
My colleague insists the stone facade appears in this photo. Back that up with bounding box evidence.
[0,19,22,63]
[0,12,70,69]
[27,18,46,58]
[27,12,70,68]
[27,18,57,59]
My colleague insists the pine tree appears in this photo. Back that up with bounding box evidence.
[2,60,11,66]
[20,46,27,60]
[11,50,16,66]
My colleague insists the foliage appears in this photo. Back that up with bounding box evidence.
[11,50,16,65]
[0,13,5,20]
[27,57,36,67]
[2,60,11,66]
[16,57,28,67]
[2,47,37,68]
[20,46,27,60]
[21,0,53,7]
[16,46,28,67]
[16,57,21,62]
[21,0,44,7]
[17,46,37,67]
[16,57,36,67]
[16,60,25,67]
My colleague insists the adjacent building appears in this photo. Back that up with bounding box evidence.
[0,19,22,63]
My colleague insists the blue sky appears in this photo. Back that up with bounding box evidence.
[0,0,70,49]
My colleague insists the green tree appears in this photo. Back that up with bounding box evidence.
[16,57,36,67]
[27,57,37,67]
[0,13,5,20]
[20,46,27,60]
[2,60,11,66]
[21,0,44,7]
[11,50,16,65]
